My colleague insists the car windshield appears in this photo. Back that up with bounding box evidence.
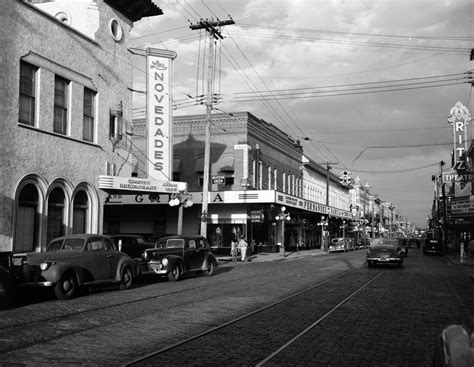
[163,239,185,248]
[62,238,85,251]
[375,240,398,247]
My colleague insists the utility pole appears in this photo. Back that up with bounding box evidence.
[319,162,338,206]
[190,18,234,237]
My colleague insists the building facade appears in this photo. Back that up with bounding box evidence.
[104,111,352,252]
[0,0,162,264]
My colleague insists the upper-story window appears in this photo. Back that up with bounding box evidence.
[54,76,69,135]
[19,61,37,126]
[83,88,96,142]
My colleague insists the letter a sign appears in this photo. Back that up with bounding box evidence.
[146,48,177,181]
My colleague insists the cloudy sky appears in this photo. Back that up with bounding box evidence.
[129,0,474,227]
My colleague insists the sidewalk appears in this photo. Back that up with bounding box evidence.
[445,253,474,281]
[216,248,329,263]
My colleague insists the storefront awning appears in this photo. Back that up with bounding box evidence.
[219,155,235,172]
[195,157,204,172]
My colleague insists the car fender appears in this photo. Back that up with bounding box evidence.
[41,263,83,285]
[114,258,138,281]
[201,253,218,271]
[162,255,185,271]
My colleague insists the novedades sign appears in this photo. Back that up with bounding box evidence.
[146,48,177,180]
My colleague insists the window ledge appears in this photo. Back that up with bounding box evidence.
[18,123,101,149]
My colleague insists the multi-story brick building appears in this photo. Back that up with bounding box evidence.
[0,0,162,264]
[104,112,352,252]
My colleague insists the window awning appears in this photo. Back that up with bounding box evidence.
[173,158,182,173]
[195,157,204,172]
[219,155,235,172]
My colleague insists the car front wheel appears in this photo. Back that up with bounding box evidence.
[54,271,77,300]
[204,260,215,276]
[119,266,133,290]
[168,264,181,281]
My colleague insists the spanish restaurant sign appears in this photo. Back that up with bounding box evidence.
[98,176,186,194]
[146,48,177,181]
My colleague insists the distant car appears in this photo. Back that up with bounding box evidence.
[408,237,420,248]
[144,235,218,281]
[366,238,405,268]
[110,234,156,274]
[7,234,137,300]
[423,238,442,255]
[329,237,350,253]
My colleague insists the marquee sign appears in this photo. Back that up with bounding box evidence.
[146,48,177,181]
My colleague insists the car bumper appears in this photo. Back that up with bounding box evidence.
[367,256,402,264]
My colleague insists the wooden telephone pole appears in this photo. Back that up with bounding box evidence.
[319,162,338,206]
[190,19,235,237]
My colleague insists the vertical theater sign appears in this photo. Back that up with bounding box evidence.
[443,101,474,224]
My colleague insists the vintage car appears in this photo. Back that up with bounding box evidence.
[366,238,405,268]
[144,235,218,281]
[7,234,137,300]
[329,237,354,252]
[110,234,156,274]
[423,238,442,255]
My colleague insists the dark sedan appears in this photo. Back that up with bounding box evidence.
[110,234,156,274]
[7,234,137,300]
[366,238,405,268]
[144,235,218,281]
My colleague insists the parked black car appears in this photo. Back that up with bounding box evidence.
[110,234,156,275]
[144,235,218,281]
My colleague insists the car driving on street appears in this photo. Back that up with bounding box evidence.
[6,234,137,300]
[144,235,218,281]
[366,238,405,268]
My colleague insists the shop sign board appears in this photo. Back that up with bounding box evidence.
[99,175,186,194]
[275,193,351,219]
[442,171,474,183]
[104,190,276,205]
[449,197,474,218]
[250,210,264,223]
[212,176,225,184]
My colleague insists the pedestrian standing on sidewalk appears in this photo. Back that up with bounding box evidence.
[238,235,248,262]
[230,239,238,262]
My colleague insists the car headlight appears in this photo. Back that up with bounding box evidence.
[161,258,168,266]
[40,261,53,271]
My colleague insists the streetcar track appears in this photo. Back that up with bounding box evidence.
[255,271,384,366]
[0,268,282,329]
[124,268,368,366]
[0,254,344,330]
[0,263,355,354]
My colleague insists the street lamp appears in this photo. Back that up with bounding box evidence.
[275,206,291,257]
[350,204,360,244]
[169,190,193,235]
[317,215,329,251]
[388,204,395,237]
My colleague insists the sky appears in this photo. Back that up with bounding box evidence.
[129,0,474,228]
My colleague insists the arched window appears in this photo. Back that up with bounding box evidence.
[15,184,39,252]
[46,187,66,244]
[72,191,88,234]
